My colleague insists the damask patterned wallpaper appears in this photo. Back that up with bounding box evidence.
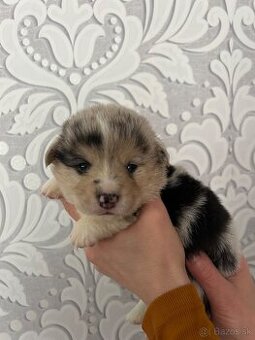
[0,0,255,339]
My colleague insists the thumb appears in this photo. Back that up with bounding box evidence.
[187,252,233,306]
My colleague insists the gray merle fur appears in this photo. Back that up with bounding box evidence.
[161,165,238,275]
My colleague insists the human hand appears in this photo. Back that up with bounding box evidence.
[61,198,190,304]
[187,253,255,340]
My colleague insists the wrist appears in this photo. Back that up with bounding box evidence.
[142,271,191,305]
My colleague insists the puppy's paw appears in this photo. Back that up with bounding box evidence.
[70,221,97,248]
[126,301,146,324]
[70,231,96,248]
[41,178,62,199]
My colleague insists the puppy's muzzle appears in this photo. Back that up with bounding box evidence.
[98,192,119,209]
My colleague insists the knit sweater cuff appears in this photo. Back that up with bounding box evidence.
[142,283,212,337]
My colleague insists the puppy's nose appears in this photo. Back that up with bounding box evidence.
[98,193,119,209]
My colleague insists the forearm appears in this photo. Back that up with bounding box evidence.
[142,284,219,340]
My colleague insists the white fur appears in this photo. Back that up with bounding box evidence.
[41,178,136,248]
[97,116,109,141]
[167,166,186,187]
[126,300,147,324]
[41,177,62,199]
[219,223,242,277]
[178,195,207,247]
[70,213,136,247]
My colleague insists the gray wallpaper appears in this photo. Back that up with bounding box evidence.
[0,0,255,339]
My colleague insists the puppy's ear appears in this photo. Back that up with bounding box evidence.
[155,140,169,165]
[45,137,61,166]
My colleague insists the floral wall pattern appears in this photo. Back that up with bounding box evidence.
[0,0,255,339]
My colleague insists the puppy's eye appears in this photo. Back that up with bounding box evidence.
[127,163,138,174]
[75,161,91,174]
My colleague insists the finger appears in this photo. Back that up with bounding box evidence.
[60,198,80,221]
[187,252,232,304]
[135,198,172,226]
[84,244,100,263]
[142,198,167,215]
[84,246,109,276]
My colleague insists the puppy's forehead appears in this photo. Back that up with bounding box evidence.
[107,112,150,153]
[62,105,151,153]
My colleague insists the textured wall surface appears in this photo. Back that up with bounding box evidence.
[0,0,255,339]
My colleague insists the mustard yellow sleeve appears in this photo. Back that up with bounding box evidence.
[142,284,219,340]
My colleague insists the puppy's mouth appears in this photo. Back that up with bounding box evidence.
[95,207,116,215]
[86,201,137,216]
[97,207,128,216]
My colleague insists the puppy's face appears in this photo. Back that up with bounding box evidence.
[46,104,168,216]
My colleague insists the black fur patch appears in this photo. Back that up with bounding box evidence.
[84,132,103,147]
[54,149,86,168]
[161,166,235,274]
[109,117,149,153]
[134,132,149,153]
[183,188,231,257]
[75,125,102,148]
[166,165,176,178]
[64,119,103,149]
[161,171,206,228]
[212,246,237,275]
